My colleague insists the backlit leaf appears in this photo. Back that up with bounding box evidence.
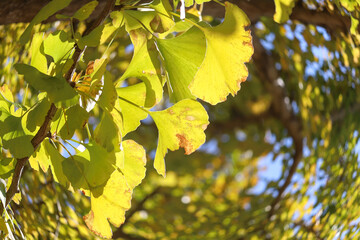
[15,64,79,107]
[44,140,69,187]
[30,33,47,73]
[62,141,116,189]
[113,97,148,137]
[0,158,15,179]
[274,0,297,23]
[119,140,147,188]
[43,30,74,65]
[78,25,105,50]
[58,104,89,140]
[84,139,146,238]
[29,142,50,172]
[118,29,162,108]
[150,99,208,176]
[0,108,34,159]
[156,26,206,102]
[84,170,131,238]
[94,111,120,152]
[26,96,51,132]
[189,2,253,105]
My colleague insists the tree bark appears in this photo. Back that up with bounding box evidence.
[0,0,353,34]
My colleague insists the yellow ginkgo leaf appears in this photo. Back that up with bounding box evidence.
[189,2,254,105]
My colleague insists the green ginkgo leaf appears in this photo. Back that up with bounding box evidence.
[156,26,206,102]
[116,83,147,107]
[73,1,98,21]
[0,108,34,159]
[30,33,47,74]
[19,0,72,45]
[29,141,50,172]
[98,72,117,112]
[78,25,105,50]
[15,63,79,107]
[117,29,162,108]
[112,97,148,137]
[0,158,15,179]
[94,111,120,152]
[111,0,174,34]
[58,104,89,140]
[62,141,116,189]
[149,0,174,32]
[26,96,51,132]
[185,0,211,7]
[84,139,146,238]
[150,99,208,176]
[44,140,69,187]
[43,30,74,65]
[189,2,254,105]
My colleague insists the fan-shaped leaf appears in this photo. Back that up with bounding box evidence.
[189,2,253,105]
[150,99,208,176]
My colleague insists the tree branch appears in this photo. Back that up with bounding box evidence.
[0,0,116,215]
[0,0,354,35]
[251,34,303,219]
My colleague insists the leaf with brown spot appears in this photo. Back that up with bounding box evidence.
[149,99,209,176]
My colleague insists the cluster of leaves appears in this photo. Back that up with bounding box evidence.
[0,0,253,238]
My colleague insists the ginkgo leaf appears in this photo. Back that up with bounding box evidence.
[84,139,146,238]
[0,84,14,111]
[148,0,174,32]
[116,83,147,107]
[0,158,15,179]
[156,26,206,102]
[30,33,47,74]
[94,111,120,152]
[58,104,89,140]
[0,108,34,159]
[43,30,74,65]
[78,25,105,50]
[117,140,147,188]
[98,72,117,112]
[19,0,72,45]
[15,64,79,107]
[43,140,69,187]
[73,1,98,21]
[84,171,132,239]
[112,97,148,137]
[111,0,174,34]
[274,0,297,23]
[189,2,254,105]
[29,141,50,172]
[117,29,163,108]
[26,96,51,132]
[185,0,211,7]
[149,99,208,176]
[62,141,116,189]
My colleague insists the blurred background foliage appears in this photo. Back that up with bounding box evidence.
[1,0,360,239]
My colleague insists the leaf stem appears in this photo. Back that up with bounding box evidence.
[169,12,202,29]
[213,0,225,7]
[118,96,151,114]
